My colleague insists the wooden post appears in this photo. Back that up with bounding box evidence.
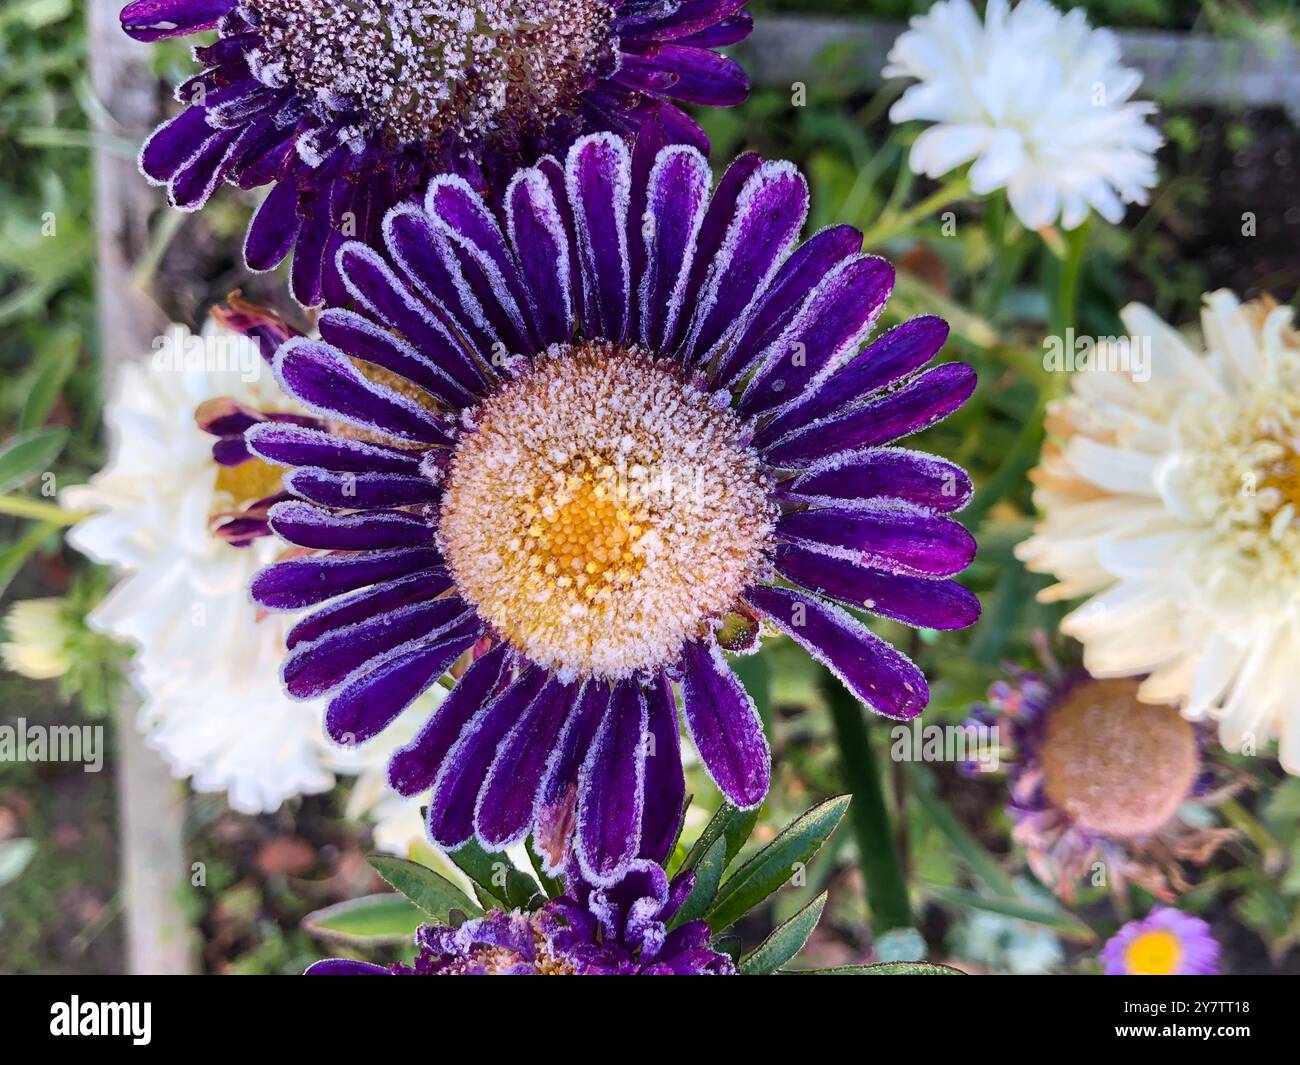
[86,0,195,975]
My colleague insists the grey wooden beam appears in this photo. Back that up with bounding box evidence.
[739,15,1300,119]
[86,0,195,976]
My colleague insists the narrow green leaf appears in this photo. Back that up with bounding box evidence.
[738,892,827,975]
[669,834,727,930]
[785,962,964,975]
[706,795,850,932]
[20,330,79,433]
[0,428,68,494]
[0,522,58,599]
[678,802,735,874]
[368,854,481,921]
[448,839,540,910]
[905,763,1017,898]
[302,893,425,945]
[523,835,564,898]
[723,803,762,867]
[925,885,1096,943]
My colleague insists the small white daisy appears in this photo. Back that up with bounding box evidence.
[884,0,1162,230]
[1016,291,1300,772]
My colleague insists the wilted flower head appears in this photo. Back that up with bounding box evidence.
[1016,292,1300,773]
[121,0,753,304]
[1101,907,1219,975]
[308,858,733,974]
[975,663,1234,903]
[248,130,978,886]
[884,0,1161,230]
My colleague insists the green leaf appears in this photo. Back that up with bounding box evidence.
[20,329,78,433]
[669,834,727,930]
[924,885,1096,943]
[706,795,850,932]
[523,835,565,898]
[0,522,58,599]
[302,893,425,945]
[448,838,541,910]
[904,762,1018,898]
[368,854,481,921]
[679,801,761,879]
[0,428,68,494]
[738,892,827,975]
[785,962,964,975]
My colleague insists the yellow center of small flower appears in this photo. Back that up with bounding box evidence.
[1041,678,1198,839]
[1123,929,1182,975]
[438,342,775,679]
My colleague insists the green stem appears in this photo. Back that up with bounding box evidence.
[1050,220,1088,341]
[821,670,913,934]
[0,494,86,526]
[858,173,972,249]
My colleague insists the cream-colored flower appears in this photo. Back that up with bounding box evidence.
[1,598,72,680]
[63,321,436,841]
[1017,291,1300,772]
[885,0,1161,230]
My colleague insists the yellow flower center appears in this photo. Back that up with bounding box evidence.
[1041,678,1198,838]
[1123,929,1182,975]
[438,342,775,678]
[213,455,286,513]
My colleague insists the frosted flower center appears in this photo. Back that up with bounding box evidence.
[1040,678,1197,838]
[438,343,776,679]
[244,0,615,147]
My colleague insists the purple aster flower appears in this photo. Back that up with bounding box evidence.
[248,131,979,886]
[307,858,733,974]
[120,0,753,305]
[1101,908,1220,976]
[977,661,1237,905]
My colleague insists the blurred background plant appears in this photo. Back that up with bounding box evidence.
[2,0,1298,973]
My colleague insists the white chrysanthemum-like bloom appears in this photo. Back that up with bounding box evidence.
[1016,291,1300,773]
[64,323,437,837]
[884,0,1162,230]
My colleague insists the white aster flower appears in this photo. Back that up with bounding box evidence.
[1016,291,1300,773]
[884,0,1162,230]
[63,321,436,838]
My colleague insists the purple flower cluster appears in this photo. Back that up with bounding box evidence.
[242,129,977,886]
[309,859,733,975]
[121,0,752,304]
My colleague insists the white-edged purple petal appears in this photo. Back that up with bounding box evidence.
[744,585,929,720]
[475,676,579,848]
[325,621,481,745]
[566,133,632,343]
[576,679,647,886]
[773,542,980,630]
[427,665,550,849]
[251,547,441,610]
[776,447,973,513]
[776,502,977,578]
[388,643,511,798]
[680,637,770,809]
[273,337,451,446]
[639,672,686,863]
